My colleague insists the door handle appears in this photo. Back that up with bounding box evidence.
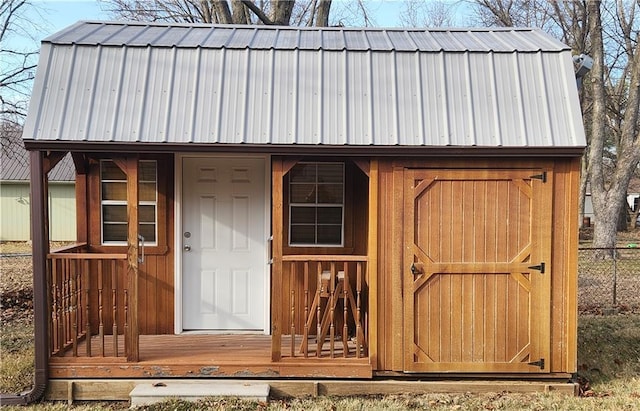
[138,234,145,264]
[184,245,191,252]
[410,262,423,275]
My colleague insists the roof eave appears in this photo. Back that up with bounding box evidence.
[22,140,586,157]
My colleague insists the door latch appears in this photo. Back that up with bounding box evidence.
[410,262,423,275]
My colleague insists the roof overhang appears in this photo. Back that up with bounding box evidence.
[23,140,586,158]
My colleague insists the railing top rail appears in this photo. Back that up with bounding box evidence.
[48,253,127,260]
[282,255,368,262]
[50,242,88,253]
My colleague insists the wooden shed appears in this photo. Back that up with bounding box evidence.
[21,21,585,395]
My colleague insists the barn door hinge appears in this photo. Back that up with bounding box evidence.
[528,262,545,273]
[529,171,547,182]
[528,358,545,369]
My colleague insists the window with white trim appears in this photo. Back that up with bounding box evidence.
[100,160,157,245]
[289,162,344,246]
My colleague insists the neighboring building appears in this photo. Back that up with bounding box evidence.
[19,22,586,400]
[0,138,76,241]
[583,180,640,226]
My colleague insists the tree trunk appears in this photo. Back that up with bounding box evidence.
[271,0,294,25]
[585,0,615,256]
[579,149,588,227]
[212,0,233,24]
[231,0,250,24]
[316,0,332,26]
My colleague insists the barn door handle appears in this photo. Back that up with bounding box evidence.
[410,263,423,275]
[138,234,145,264]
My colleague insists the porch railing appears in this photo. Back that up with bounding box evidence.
[47,244,128,358]
[281,255,368,359]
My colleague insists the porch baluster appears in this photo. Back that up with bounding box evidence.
[71,260,78,356]
[124,287,129,356]
[290,261,296,358]
[302,261,309,358]
[63,259,70,350]
[316,262,322,358]
[111,261,118,357]
[84,260,91,357]
[343,264,349,358]
[98,262,104,356]
[329,262,336,358]
[52,259,63,355]
[356,262,362,358]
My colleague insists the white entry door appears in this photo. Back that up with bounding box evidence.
[182,157,267,331]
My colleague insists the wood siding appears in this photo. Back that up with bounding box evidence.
[376,158,578,375]
[80,155,174,335]
[65,154,578,376]
[276,158,370,333]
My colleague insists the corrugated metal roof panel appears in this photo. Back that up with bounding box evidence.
[24,22,585,149]
[43,22,572,52]
[344,30,370,50]
[274,28,300,49]
[0,137,75,181]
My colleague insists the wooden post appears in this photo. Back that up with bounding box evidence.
[125,156,139,362]
[367,159,379,367]
[29,150,50,387]
[271,158,283,361]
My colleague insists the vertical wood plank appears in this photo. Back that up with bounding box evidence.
[533,168,553,367]
[126,156,139,362]
[271,158,283,361]
[388,166,404,370]
[367,159,379,369]
[74,171,88,243]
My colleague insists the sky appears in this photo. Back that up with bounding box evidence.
[23,0,409,44]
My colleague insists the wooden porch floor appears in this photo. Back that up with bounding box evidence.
[49,334,372,379]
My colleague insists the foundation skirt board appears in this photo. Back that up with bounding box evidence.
[129,381,270,407]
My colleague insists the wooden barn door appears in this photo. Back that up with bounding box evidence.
[403,168,552,373]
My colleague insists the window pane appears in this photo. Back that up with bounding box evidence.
[317,184,343,203]
[103,205,127,222]
[102,182,127,201]
[139,161,157,182]
[103,223,127,242]
[290,184,316,203]
[139,224,156,242]
[139,205,156,223]
[317,207,342,224]
[289,164,316,183]
[291,207,315,224]
[317,164,343,183]
[139,183,156,202]
[290,225,315,244]
[317,225,342,245]
[101,161,126,180]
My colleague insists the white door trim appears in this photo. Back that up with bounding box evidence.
[174,154,271,334]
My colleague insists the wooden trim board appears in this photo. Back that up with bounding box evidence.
[47,378,577,402]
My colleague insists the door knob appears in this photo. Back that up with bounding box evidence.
[410,262,423,275]
[184,245,191,252]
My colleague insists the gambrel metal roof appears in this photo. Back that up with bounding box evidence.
[23,21,586,150]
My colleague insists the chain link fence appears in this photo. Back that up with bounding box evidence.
[578,247,640,314]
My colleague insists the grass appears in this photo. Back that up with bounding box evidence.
[1,241,640,410]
